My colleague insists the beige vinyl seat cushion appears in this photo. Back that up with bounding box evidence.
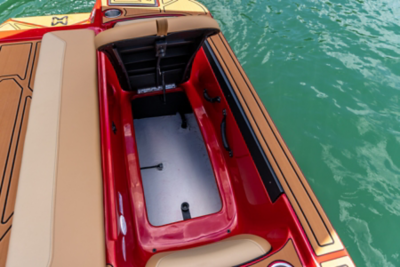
[113,17,176,27]
[146,234,271,267]
[95,16,220,92]
[95,15,220,49]
[6,29,105,267]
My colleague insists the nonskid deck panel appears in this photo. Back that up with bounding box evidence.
[207,33,345,256]
[0,40,40,267]
[0,13,91,32]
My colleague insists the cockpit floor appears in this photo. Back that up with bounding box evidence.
[134,113,222,226]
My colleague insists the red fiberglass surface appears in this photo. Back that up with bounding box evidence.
[97,46,323,266]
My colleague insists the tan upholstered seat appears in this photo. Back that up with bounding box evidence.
[95,16,220,91]
[95,16,220,49]
[6,29,105,267]
[113,17,175,27]
[146,234,271,267]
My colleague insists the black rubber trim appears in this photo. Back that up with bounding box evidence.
[203,41,283,202]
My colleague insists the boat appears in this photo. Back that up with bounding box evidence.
[0,1,355,266]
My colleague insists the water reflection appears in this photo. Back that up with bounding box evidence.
[201,0,400,265]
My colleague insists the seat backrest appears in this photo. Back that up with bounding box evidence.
[145,234,271,267]
[95,16,220,91]
[6,29,105,267]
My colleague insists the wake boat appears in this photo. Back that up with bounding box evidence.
[0,1,354,266]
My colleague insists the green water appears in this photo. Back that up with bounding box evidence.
[1,0,399,266]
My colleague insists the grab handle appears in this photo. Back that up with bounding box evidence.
[204,88,221,103]
[221,109,233,157]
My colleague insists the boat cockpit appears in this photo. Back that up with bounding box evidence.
[1,8,353,267]
[6,16,278,267]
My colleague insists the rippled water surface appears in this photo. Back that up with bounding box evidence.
[1,0,400,266]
